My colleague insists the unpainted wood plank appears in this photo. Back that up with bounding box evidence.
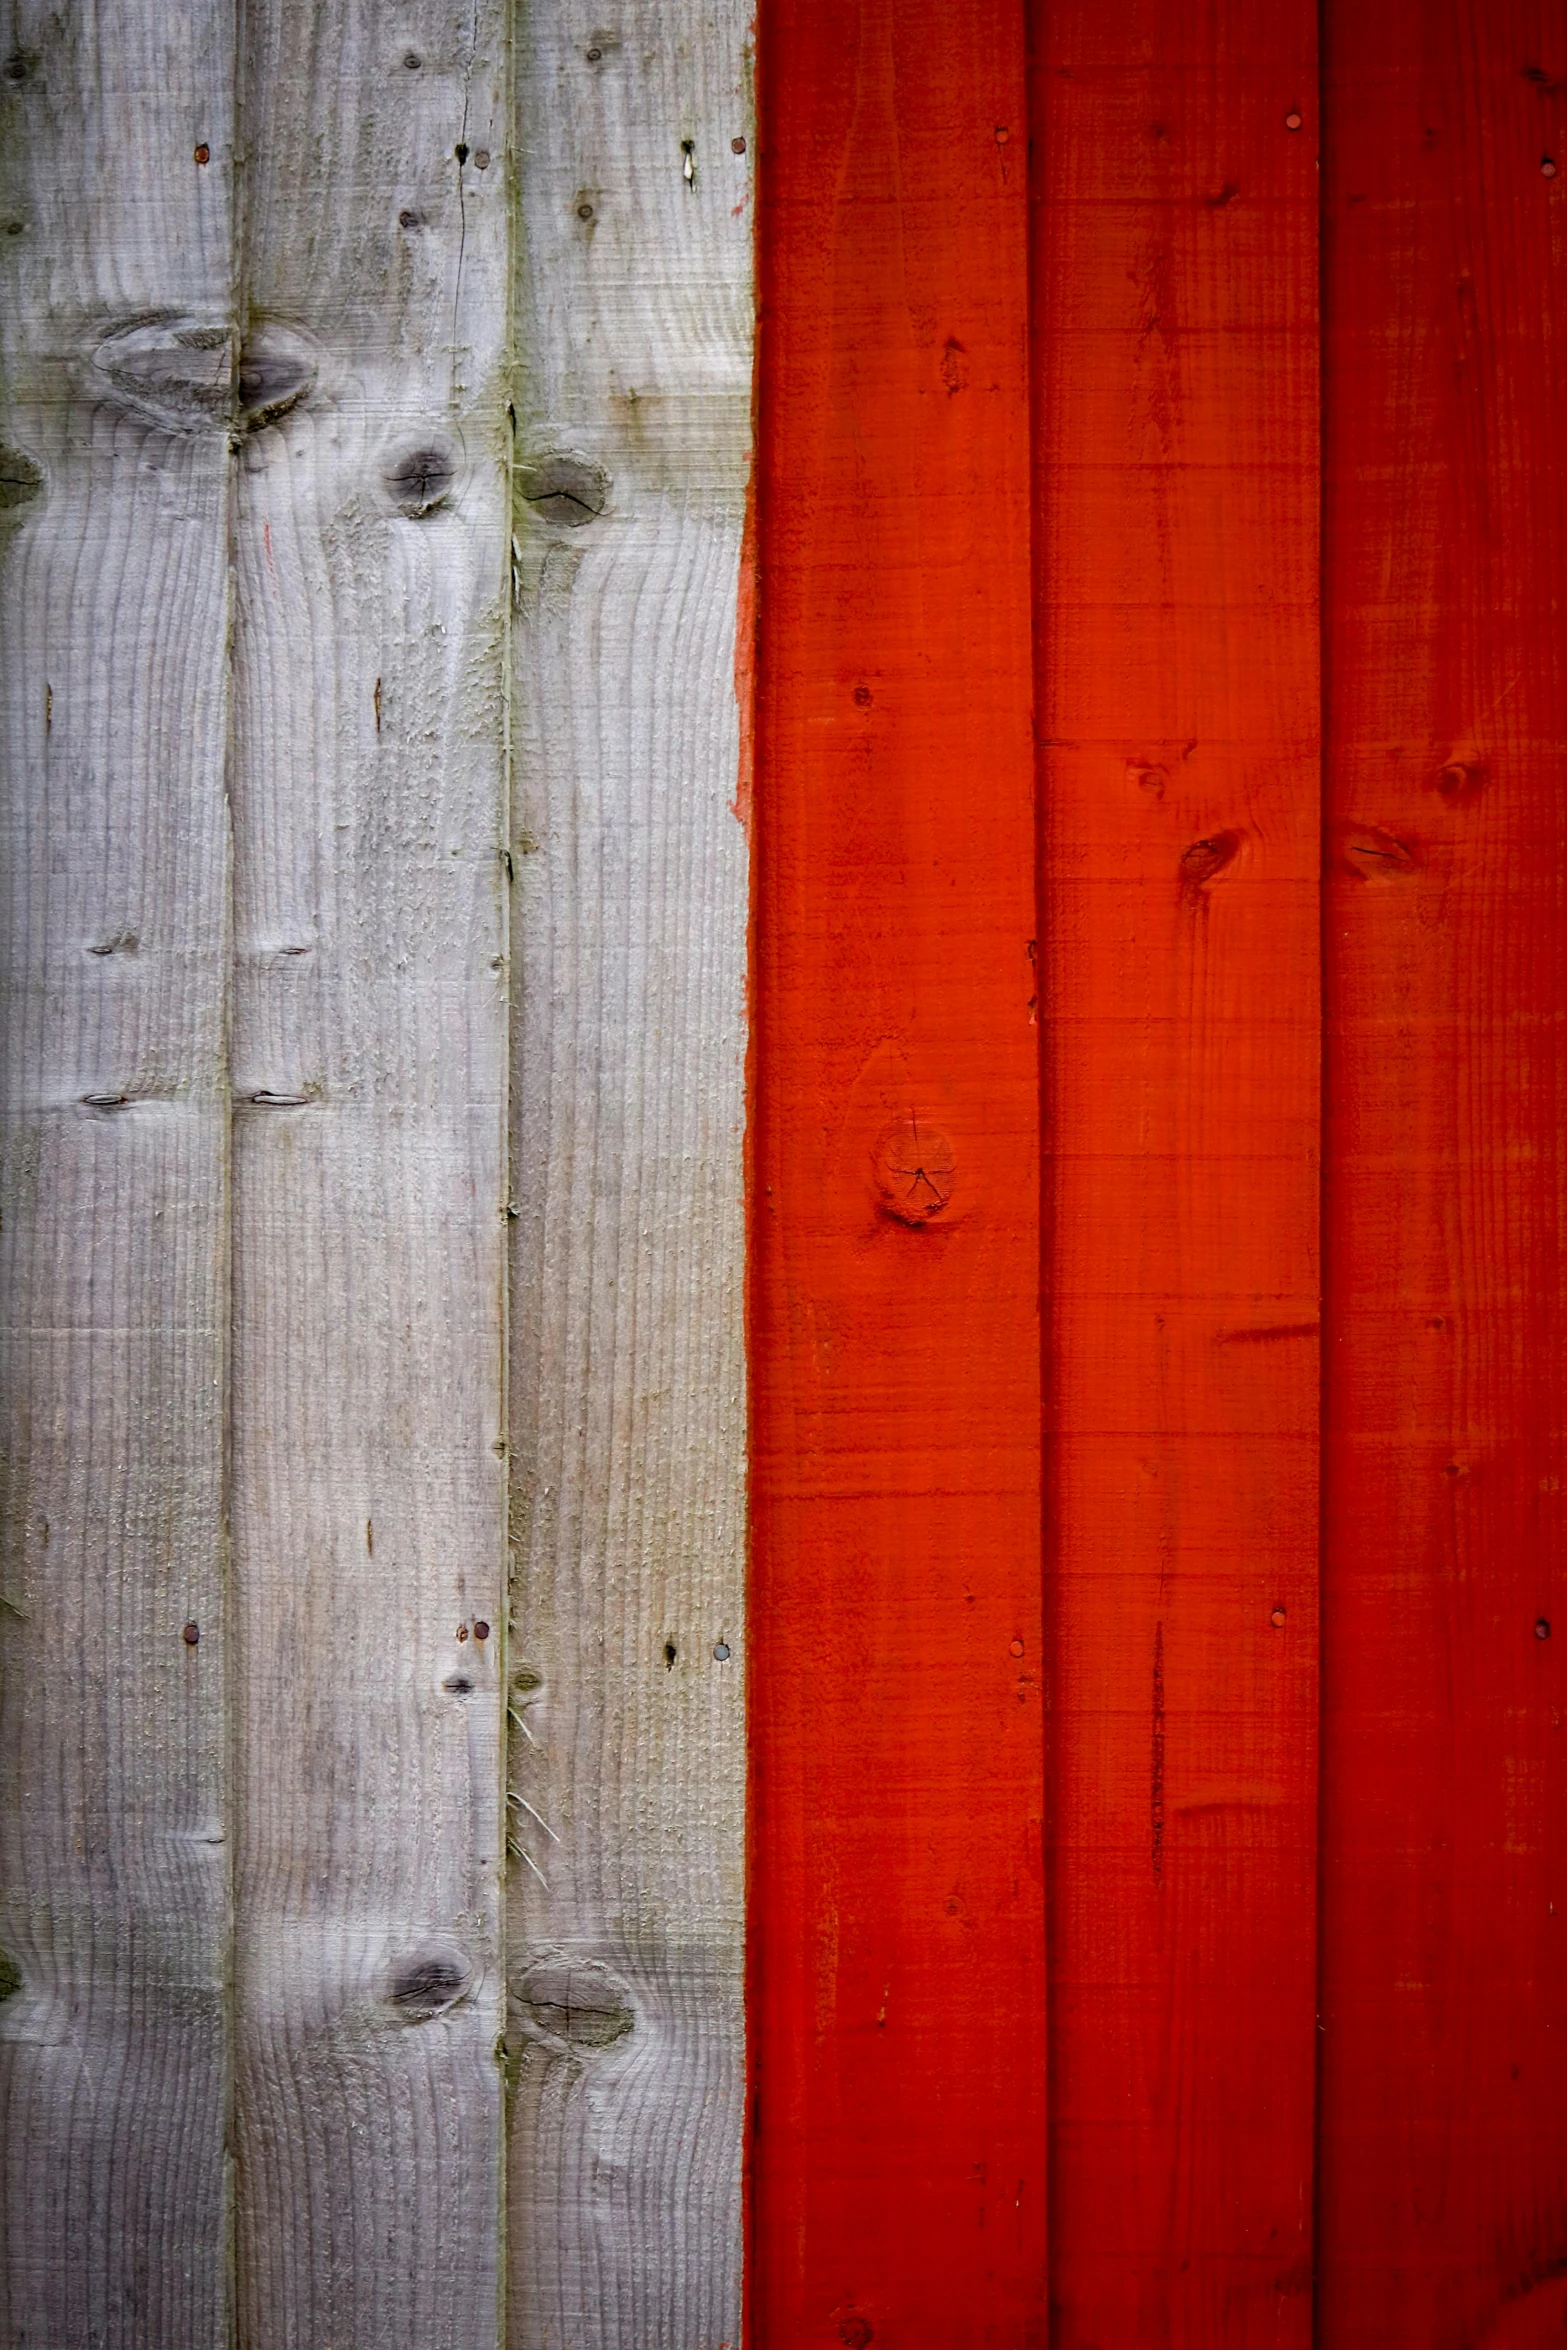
[228,8,512,2341]
[0,5,236,2342]
[1318,7,1567,2341]
[1029,6,1321,2341]
[506,7,753,2343]
[750,2,1047,2341]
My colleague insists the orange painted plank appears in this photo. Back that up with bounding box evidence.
[750,2,1047,2342]
[1317,8,1567,2341]
[1028,7,1321,2341]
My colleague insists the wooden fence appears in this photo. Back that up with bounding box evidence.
[0,1,1562,2345]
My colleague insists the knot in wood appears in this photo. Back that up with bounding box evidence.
[388,1948,469,2019]
[873,1115,956,1225]
[1434,757,1485,804]
[89,315,236,433]
[1179,829,1243,894]
[517,1959,635,2051]
[388,444,455,516]
[237,327,315,428]
[517,451,609,527]
[1343,824,1417,879]
[0,444,43,510]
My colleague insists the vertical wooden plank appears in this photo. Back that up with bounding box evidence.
[752,3,1047,2343]
[229,6,511,2340]
[0,7,235,2343]
[506,7,753,2345]
[1029,7,1320,2341]
[1318,9,1567,2341]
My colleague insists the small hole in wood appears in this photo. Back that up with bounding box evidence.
[454,141,468,164]
[664,1641,677,1669]
[443,1672,474,1694]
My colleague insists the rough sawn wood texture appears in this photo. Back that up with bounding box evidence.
[1317,5,1567,2340]
[506,7,754,2347]
[751,2,1049,2340]
[1030,4,1322,2340]
[228,4,512,2342]
[0,8,236,2342]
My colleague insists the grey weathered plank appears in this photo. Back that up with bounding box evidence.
[507,8,754,2344]
[0,6,236,2343]
[228,7,512,2341]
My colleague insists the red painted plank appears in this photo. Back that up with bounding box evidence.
[750,2,1046,2342]
[1318,8,1567,2341]
[1028,7,1321,2341]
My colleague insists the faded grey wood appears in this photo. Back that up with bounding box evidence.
[507,8,754,2344]
[0,6,236,2344]
[229,6,511,2342]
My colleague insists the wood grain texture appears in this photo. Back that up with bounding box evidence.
[1028,7,1320,2341]
[505,8,753,2346]
[1318,10,1567,2342]
[229,7,511,2341]
[0,7,235,2343]
[751,4,1047,2342]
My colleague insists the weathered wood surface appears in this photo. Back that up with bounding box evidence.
[1318,7,1567,2340]
[506,6,753,2343]
[229,5,511,2341]
[751,2,1047,2341]
[1031,6,1322,2340]
[0,9,236,2344]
